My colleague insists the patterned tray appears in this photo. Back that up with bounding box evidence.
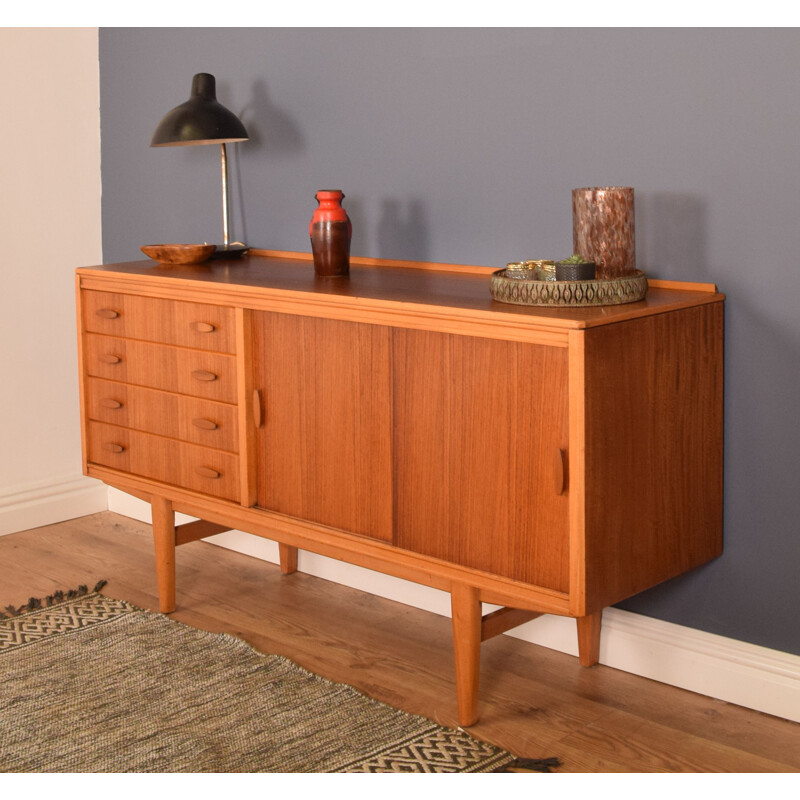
[489,269,648,308]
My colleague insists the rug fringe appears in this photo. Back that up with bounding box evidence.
[493,756,561,773]
[0,580,107,619]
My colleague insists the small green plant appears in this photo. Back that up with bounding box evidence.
[561,253,592,264]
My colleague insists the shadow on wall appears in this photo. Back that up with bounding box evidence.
[238,79,305,155]
[344,195,367,256]
[230,79,306,247]
[638,193,708,281]
[377,199,430,262]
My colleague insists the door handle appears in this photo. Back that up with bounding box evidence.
[554,448,568,495]
[252,389,263,428]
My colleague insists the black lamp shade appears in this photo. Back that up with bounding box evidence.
[150,73,248,147]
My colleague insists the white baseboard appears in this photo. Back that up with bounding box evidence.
[0,474,108,536]
[107,488,800,724]
[107,488,198,526]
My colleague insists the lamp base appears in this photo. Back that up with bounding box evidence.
[208,243,249,260]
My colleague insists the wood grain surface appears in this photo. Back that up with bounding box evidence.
[582,302,725,610]
[82,289,235,353]
[253,312,393,542]
[394,329,570,589]
[87,422,240,501]
[83,334,237,404]
[76,252,723,332]
[85,378,238,452]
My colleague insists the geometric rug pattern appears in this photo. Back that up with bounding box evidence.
[0,590,557,773]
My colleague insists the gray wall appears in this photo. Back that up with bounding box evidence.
[99,28,800,656]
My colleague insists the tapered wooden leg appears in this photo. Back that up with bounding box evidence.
[576,610,603,666]
[278,543,298,575]
[451,583,482,727]
[151,496,176,613]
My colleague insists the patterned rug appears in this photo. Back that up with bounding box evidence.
[0,585,559,773]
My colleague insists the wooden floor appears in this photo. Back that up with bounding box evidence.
[2,511,799,773]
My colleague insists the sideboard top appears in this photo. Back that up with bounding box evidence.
[76,249,724,331]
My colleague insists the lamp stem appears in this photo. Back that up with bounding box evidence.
[220,142,230,247]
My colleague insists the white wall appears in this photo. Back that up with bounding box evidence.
[0,28,107,534]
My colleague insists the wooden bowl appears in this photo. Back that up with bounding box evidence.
[141,244,216,265]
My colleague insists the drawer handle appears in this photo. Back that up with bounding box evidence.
[191,370,217,382]
[96,308,120,319]
[98,354,122,364]
[191,321,216,333]
[99,398,123,409]
[103,443,125,454]
[554,448,568,495]
[192,418,218,431]
[195,466,221,479]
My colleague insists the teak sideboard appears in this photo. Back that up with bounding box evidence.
[75,250,724,725]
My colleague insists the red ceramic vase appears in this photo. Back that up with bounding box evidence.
[309,190,352,277]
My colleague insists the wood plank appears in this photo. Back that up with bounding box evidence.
[253,312,394,543]
[76,254,725,334]
[394,329,570,590]
[81,289,236,353]
[481,607,543,641]
[567,328,588,616]
[235,307,257,506]
[249,247,499,275]
[252,250,721,293]
[75,274,89,475]
[582,303,725,610]
[647,277,718,293]
[85,378,239,452]
[561,708,796,772]
[83,334,237,404]
[86,462,574,616]
[86,423,241,502]
[175,519,232,546]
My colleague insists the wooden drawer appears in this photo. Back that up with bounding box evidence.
[87,421,240,501]
[83,334,237,403]
[82,290,235,353]
[86,378,238,452]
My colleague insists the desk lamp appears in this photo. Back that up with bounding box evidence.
[151,73,249,257]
